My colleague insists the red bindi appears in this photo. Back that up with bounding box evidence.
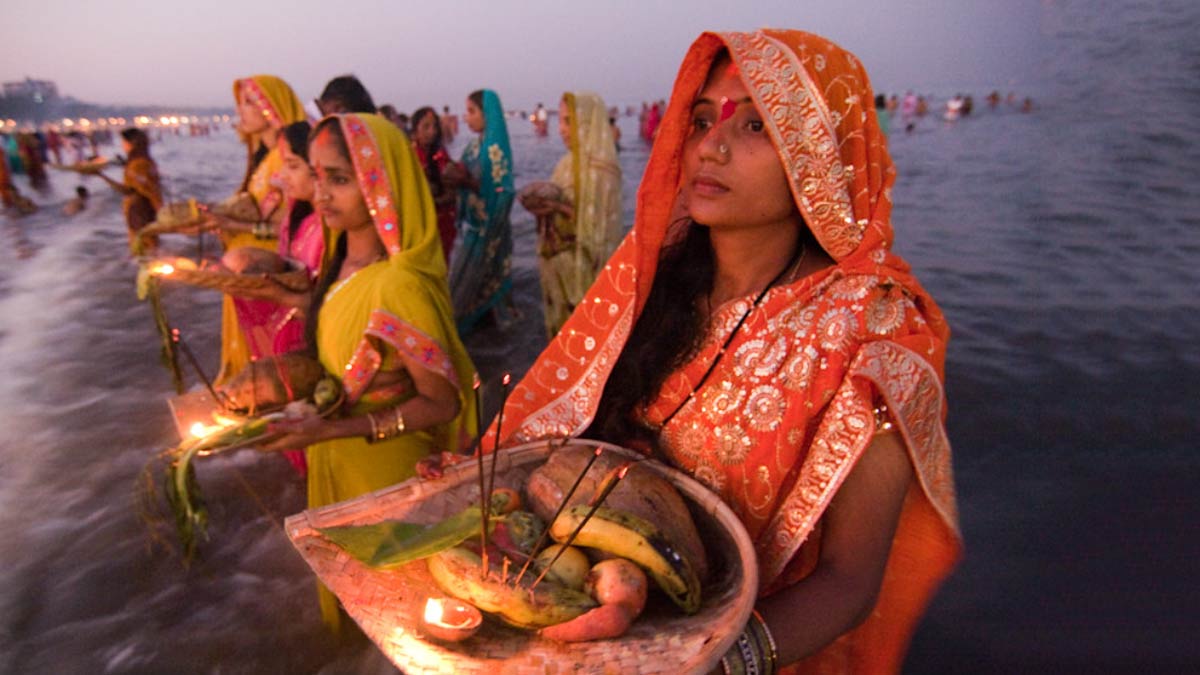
[719,97,737,122]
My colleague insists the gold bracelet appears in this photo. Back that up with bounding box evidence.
[390,407,407,437]
[750,610,779,675]
[366,411,380,443]
[872,402,895,433]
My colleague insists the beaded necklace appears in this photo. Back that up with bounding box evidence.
[657,242,806,429]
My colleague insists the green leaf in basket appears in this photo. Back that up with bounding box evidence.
[318,506,492,569]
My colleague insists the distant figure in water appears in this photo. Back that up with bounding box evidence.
[944,94,964,121]
[1021,97,1035,113]
[916,95,929,117]
[62,185,88,216]
[98,128,162,252]
[0,152,37,215]
[962,95,974,116]
[874,94,890,136]
[987,90,1001,109]
[532,102,549,136]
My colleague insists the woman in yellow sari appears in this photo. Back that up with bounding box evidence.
[261,113,477,632]
[520,91,623,338]
[206,75,307,384]
[482,31,960,674]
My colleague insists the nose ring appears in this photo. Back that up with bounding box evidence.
[718,143,729,156]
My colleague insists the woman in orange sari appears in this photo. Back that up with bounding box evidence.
[98,128,163,251]
[486,30,960,674]
[206,75,307,384]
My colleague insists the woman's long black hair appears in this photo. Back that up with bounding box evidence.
[279,120,314,241]
[302,118,351,356]
[586,222,715,448]
[410,106,445,198]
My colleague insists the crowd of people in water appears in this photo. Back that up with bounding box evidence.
[3,30,973,673]
[873,88,1034,135]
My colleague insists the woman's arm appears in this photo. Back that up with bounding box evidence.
[258,349,462,451]
[97,172,132,195]
[751,429,913,667]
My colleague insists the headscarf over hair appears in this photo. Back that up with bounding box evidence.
[232,75,307,192]
[491,30,959,672]
[475,89,514,197]
[320,113,476,449]
[562,91,623,294]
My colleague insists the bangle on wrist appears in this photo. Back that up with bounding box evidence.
[366,407,406,443]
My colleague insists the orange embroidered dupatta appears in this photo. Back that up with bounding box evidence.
[491,30,961,673]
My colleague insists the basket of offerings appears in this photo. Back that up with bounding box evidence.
[286,440,758,675]
[140,192,261,237]
[143,249,311,295]
[517,181,566,210]
[50,156,111,174]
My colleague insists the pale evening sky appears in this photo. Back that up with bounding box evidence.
[1,0,1041,112]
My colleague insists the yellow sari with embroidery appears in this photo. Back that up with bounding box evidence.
[540,92,623,337]
[216,75,307,384]
[305,113,477,631]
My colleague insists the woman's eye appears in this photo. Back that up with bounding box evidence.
[746,119,765,133]
[691,116,713,132]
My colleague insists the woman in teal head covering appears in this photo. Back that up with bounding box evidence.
[447,88,515,334]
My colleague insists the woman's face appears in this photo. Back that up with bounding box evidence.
[558,99,572,148]
[121,139,132,155]
[414,112,439,148]
[681,58,798,233]
[237,85,269,136]
[278,136,315,203]
[310,128,372,233]
[465,98,485,133]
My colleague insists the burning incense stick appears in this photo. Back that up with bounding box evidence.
[530,462,632,590]
[513,443,604,585]
[472,374,489,577]
[485,373,512,519]
[171,328,222,403]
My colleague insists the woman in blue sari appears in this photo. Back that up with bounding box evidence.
[447,89,515,334]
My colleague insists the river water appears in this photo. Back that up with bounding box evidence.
[2,1,1197,672]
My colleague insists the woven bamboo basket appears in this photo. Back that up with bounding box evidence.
[141,192,261,237]
[153,260,310,294]
[50,157,110,174]
[286,439,758,675]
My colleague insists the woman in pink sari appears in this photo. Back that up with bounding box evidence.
[229,120,325,473]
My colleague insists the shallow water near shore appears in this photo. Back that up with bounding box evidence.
[2,1,1198,672]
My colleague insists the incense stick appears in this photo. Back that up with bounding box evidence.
[485,373,511,522]
[513,443,603,585]
[530,462,631,590]
[472,375,488,577]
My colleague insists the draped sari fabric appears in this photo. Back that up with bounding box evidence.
[306,113,478,631]
[216,75,308,385]
[539,91,623,338]
[447,89,515,334]
[489,30,961,674]
[122,154,162,246]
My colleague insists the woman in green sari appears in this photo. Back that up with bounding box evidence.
[447,88,516,334]
[261,113,477,631]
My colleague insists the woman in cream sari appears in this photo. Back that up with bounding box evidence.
[481,30,960,674]
[207,75,307,384]
[520,91,623,338]
[261,113,477,631]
